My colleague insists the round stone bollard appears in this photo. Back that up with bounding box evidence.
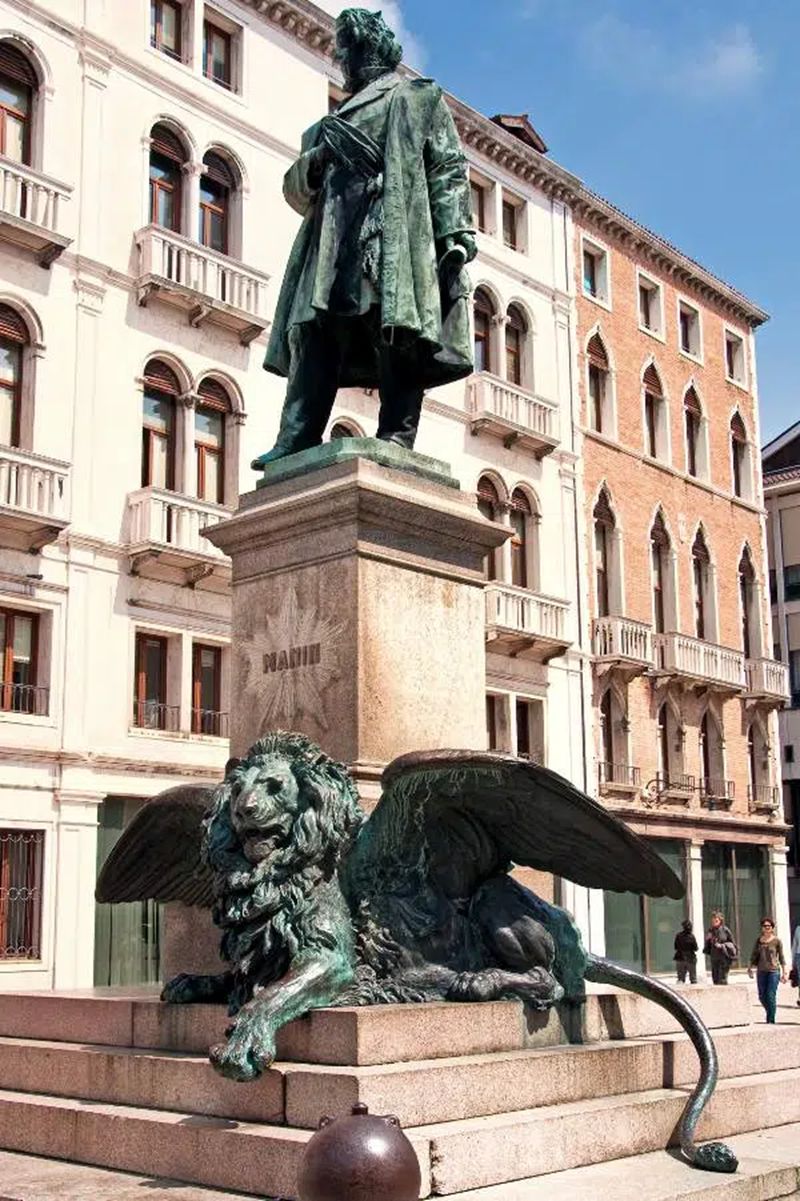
[297,1102,421,1201]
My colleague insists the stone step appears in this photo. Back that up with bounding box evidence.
[2,1022,797,1130]
[439,1122,800,1201]
[0,1150,254,1201]
[419,1067,800,1195]
[0,1068,799,1197]
[0,982,754,1065]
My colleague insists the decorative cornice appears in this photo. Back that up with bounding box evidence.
[241,0,336,58]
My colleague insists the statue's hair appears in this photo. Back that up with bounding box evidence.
[336,8,403,71]
[202,732,364,1009]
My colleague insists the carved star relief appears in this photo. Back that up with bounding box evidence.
[237,582,345,732]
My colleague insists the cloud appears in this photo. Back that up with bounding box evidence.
[579,13,763,100]
[313,0,426,70]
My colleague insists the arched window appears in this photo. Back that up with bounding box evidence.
[600,689,614,770]
[699,711,725,802]
[473,289,494,374]
[692,529,711,641]
[738,547,756,659]
[730,412,748,498]
[747,722,770,807]
[587,334,609,433]
[643,364,666,461]
[0,305,28,448]
[656,701,685,789]
[510,488,535,589]
[195,377,229,504]
[657,703,670,786]
[0,43,37,165]
[684,387,702,478]
[199,151,236,254]
[142,359,179,489]
[149,124,186,233]
[650,512,670,633]
[477,476,501,581]
[593,488,616,618]
[505,305,526,388]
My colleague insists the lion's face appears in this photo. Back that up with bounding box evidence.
[229,754,301,865]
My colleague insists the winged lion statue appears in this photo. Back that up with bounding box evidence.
[97,731,736,1173]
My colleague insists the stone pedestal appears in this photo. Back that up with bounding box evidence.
[205,442,509,801]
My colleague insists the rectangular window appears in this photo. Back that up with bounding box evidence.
[195,406,224,503]
[486,694,498,750]
[785,564,800,603]
[142,393,174,490]
[133,633,174,731]
[0,609,44,715]
[679,301,701,358]
[151,0,183,60]
[516,699,531,759]
[0,829,44,960]
[582,238,609,304]
[725,329,746,385]
[790,648,800,707]
[203,17,232,88]
[470,181,486,233]
[701,842,770,961]
[502,199,518,250]
[192,643,224,735]
[605,839,687,973]
[638,275,663,335]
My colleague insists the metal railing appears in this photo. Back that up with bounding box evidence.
[0,683,49,716]
[745,658,790,701]
[0,447,69,523]
[598,762,641,788]
[132,700,180,732]
[127,487,229,561]
[699,778,735,805]
[0,828,44,960]
[468,373,559,442]
[747,783,780,812]
[653,632,746,690]
[191,708,229,738]
[592,616,652,664]
[485,583,569,643]
[136,224,269,318]
[0,155,71,233]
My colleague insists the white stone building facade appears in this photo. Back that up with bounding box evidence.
[0,0,590,990]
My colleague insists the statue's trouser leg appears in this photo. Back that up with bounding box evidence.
[376,341,425,449]
[261,320,342,461]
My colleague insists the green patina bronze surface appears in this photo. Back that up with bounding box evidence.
[255,436,459,490]
[97,735,736,1173]
[254,8,476,467]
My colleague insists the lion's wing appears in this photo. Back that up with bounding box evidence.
[353,751,683,900]
[95,786,215,907]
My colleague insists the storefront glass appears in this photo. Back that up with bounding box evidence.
[604,838,687,973]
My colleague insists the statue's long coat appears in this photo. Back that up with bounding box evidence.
[264,74,474,389]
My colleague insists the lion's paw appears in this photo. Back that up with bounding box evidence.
[209,1027,276,1082]
[161,973,201,1005]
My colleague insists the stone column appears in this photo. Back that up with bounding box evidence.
[53,791,104,988]
[771,843,791,947]
[205,445,510,801]
[689,841,707,981]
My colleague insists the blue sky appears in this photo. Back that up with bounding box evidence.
[319,1,797,443]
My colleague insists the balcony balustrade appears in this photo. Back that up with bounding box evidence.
[468,373,559,456]
[699,777,735,808]
[0,682,49,717]
[126,487,231,586]
[744,658,790,705]
[0,446,70,551]
[598,761,641,795]
[592,616,652,676]
[0,156,72,265]
[485,583,571,661]
[132,701,180,733]
[191,708,230,738]
[748,783,780,814]
[653,632,745,692]
[135,225,270,344]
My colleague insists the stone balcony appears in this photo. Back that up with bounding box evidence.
[699,777,735,809]
[598,761,641,798]
[652,632,746,693]
[485,583,571,662]
[134,225,270,344]
[0,156,72,266]
[0,446,70,551]
[126,487,231,587]
[467,373,559,456]
[592,616,653,677]
[748,783,780,815]
[744,657,790,706]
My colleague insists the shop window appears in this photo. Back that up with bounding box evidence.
[701,842,770,959]
[0,828,44,960]
[605,838,687,973]
[95,799,161,985]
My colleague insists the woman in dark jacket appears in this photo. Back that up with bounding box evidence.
[704,910,736,985]
[748,916,787,1024]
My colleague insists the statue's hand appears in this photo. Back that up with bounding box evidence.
[453,231,478,263]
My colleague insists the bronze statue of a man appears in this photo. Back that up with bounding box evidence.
[254,7,477,467]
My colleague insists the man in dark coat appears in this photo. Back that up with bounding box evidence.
[255,8,477,467]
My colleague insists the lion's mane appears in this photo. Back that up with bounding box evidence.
[203,732,364,1013]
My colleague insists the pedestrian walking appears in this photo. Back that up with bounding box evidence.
[790,922,800,1007]
[748,916,787,1024]
[704,910,737,985]
[674,918,699,984]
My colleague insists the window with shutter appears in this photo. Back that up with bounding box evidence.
[0,305,27,448]
[149,124,186,232]
[0,43,36,166]
[142,360,179,490]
